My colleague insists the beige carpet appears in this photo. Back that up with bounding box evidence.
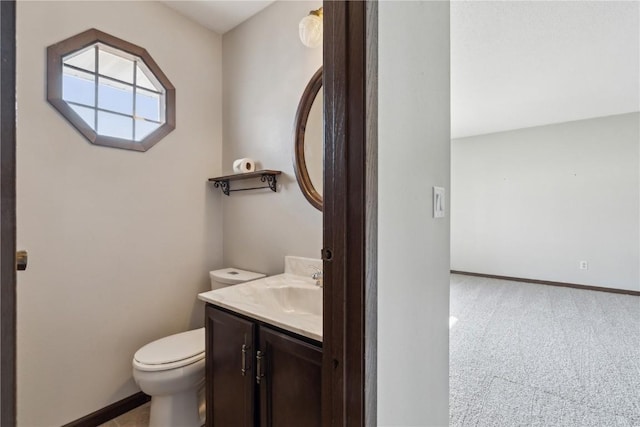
[450,274,640,427]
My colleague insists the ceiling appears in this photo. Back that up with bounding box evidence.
[162,1,274,34]
[161,1,639,139]
[451,1,640,138]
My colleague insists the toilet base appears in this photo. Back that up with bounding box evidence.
[149,388,203,427]
[133,357,205,427]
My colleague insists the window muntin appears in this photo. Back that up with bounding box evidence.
[47,29,175,152]
[61,43,164,142]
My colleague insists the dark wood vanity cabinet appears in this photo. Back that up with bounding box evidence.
[258,327,322,427]
[205,305,322,427]
[206,306,256,427]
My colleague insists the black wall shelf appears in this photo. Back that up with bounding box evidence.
[208,170,281,196]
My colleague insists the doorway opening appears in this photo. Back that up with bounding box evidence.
[449,2,640,426]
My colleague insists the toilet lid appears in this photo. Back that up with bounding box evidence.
[134,328,204,366]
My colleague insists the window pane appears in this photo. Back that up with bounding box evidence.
[136,64,158,91]
[98,77,133,115]
[63,67,95,107]
[49,30,175,149]
[98,111,133,140]
[98,49,134,83]
[63,46,95,72]
[135,88,161,122]
[135,120,161,141]
[70,104,96,130]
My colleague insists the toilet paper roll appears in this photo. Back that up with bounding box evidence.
[232,158,256,174]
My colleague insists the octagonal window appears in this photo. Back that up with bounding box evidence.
[47,29,175,152]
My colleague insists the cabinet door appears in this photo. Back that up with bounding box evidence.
[206,306,256,427]
[258,327,322,427]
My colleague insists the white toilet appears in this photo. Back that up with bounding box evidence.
[132,268,265,427]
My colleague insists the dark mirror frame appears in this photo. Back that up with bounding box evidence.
[293,66,323,211]
[46,28,176,152]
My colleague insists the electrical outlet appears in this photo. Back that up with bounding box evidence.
[579,260,588,270]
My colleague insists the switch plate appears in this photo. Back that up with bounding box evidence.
[433,187,445,218]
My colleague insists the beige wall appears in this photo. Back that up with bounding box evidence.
[452,113,640,292]
[378,1,451,425]
[221,1,323,276]
[16,2,223,424]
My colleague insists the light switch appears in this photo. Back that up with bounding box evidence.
[433,186,445,218]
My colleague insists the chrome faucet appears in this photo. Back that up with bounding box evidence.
[309,266,323,288]
[311,271,323,288]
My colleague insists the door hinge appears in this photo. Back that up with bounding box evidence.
[16,250,27,271]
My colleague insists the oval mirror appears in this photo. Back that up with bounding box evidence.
[294,67,323,211]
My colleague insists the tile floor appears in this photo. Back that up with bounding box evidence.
[99,402,151,427]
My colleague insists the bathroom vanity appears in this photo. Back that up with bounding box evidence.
[198,257,323,427]
[205,305,321,426]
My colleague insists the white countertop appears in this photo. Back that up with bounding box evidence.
[198,273,323,342]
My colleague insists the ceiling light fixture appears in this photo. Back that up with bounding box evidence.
[299,7,323,48]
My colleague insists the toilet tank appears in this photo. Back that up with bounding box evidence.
[209,268,265,290]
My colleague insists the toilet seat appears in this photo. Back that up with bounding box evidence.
[133,328,205,372]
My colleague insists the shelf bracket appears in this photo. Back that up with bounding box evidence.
[261,173,278,192]
[209,170,281,196]
[213,179,231,196]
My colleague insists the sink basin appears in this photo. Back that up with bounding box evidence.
[258,285,322,316]
[198,272,323,341]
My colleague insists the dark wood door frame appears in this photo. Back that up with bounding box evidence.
[323,1,377,426]
[0,0,17,424]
